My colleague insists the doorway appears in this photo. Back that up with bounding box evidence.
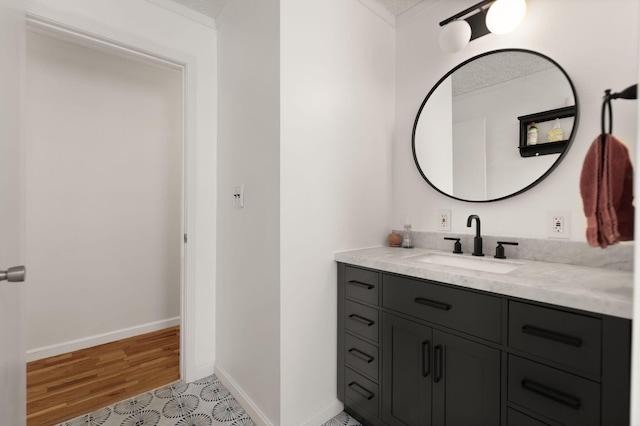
[24,26,184,424]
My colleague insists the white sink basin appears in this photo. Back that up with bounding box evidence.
[412,252,522,274]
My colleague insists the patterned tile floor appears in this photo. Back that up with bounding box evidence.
[56,374,362,426]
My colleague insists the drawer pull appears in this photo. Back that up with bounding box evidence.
[348,381,374,400]
[521,379,581,410]
[414,297,451,311]
[349,314,375,327]
[422,340,431,377]
[348,280,374,290]
[521,325,583,347]
[434,345,443,383]
[348,348,374,364]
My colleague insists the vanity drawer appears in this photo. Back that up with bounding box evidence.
[345,333,379,381]
[507,408,552,426]
[345,300,379,342]
[509,301,602,375]
[508,355,600,426]
[345,367,379,417]
[345,266,379,305]
[382,274,501,342]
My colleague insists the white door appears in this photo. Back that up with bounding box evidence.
[0,0,26,425]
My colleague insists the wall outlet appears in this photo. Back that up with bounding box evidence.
[438,209,451,231]
[547,211,570,238]
[553,216,564,233]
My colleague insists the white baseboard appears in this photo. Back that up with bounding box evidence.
[214,363,343,426]
[215,364,275,426]
[185,362,216,384]
[299,399,344,426]
[26,317,181,362]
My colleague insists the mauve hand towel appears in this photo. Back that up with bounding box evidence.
[580,134,634,248]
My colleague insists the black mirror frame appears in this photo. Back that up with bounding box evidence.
[411,48,580,203]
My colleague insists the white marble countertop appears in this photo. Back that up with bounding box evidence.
[335,246,633,319]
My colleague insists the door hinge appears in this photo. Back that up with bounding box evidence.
[184,234,188,243]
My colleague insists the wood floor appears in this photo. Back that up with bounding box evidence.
[26,326,180,426]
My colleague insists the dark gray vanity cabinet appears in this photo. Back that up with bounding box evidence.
[338,264,383,426]
[381,273,501,426]
[381,313,432,426]
[430,330,500,425]
[382,314,500,426]
[505,302,631,426]
[337,262,632,426]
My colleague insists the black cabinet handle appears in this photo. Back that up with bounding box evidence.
[348,381,374,400]
[422,340,431,377]
[415,297,451,311]
[521,379,581,410]
[522,325,583,347]
[434,345,443,383]
[348,314,375,327]
[348,280,374,290]
[348,348,374,364]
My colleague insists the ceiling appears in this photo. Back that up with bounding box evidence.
[452,52,555,96]
[369,0,425,15]
[168,0,226,20]
[169,0,426,20]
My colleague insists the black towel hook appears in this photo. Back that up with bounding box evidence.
[601,84,638,137]
[601,89,613,135]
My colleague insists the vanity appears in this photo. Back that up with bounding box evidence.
[343,39,635,425]
[335,247,632,426]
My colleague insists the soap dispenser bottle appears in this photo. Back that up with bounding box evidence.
[402,224,414,249]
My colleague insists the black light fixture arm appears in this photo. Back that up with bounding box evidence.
[608,84,638,100]
[439,0,493,27]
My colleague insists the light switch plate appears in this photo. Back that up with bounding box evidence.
[233,185,244,208]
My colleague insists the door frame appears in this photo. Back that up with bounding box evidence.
[25,13,197,380]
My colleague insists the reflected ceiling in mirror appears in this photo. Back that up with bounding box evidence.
[412,49,579,202]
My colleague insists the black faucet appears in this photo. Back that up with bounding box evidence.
[466,214,484,256]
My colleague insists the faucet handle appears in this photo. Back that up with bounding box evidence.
[494,241,518,259]
[444,237,463,254]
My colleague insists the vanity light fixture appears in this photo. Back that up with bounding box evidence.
[438,0,527,53]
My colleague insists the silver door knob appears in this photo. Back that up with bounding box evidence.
[0,266,26,282]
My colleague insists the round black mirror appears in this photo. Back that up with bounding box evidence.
[412,49,579,202]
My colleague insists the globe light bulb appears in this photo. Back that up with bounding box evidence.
[438,20,472,53]
[486,0,527,35]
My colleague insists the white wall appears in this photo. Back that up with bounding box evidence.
[25,31,182,355]
[280,1,395,425]
[25,0,217,381]
[216,0,281,424]
[415,77,453,194]
[216,2,394,424]
[394,0,638,240]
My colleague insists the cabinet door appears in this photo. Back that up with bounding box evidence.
[382,313,433,426]
[432,330,500,426]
